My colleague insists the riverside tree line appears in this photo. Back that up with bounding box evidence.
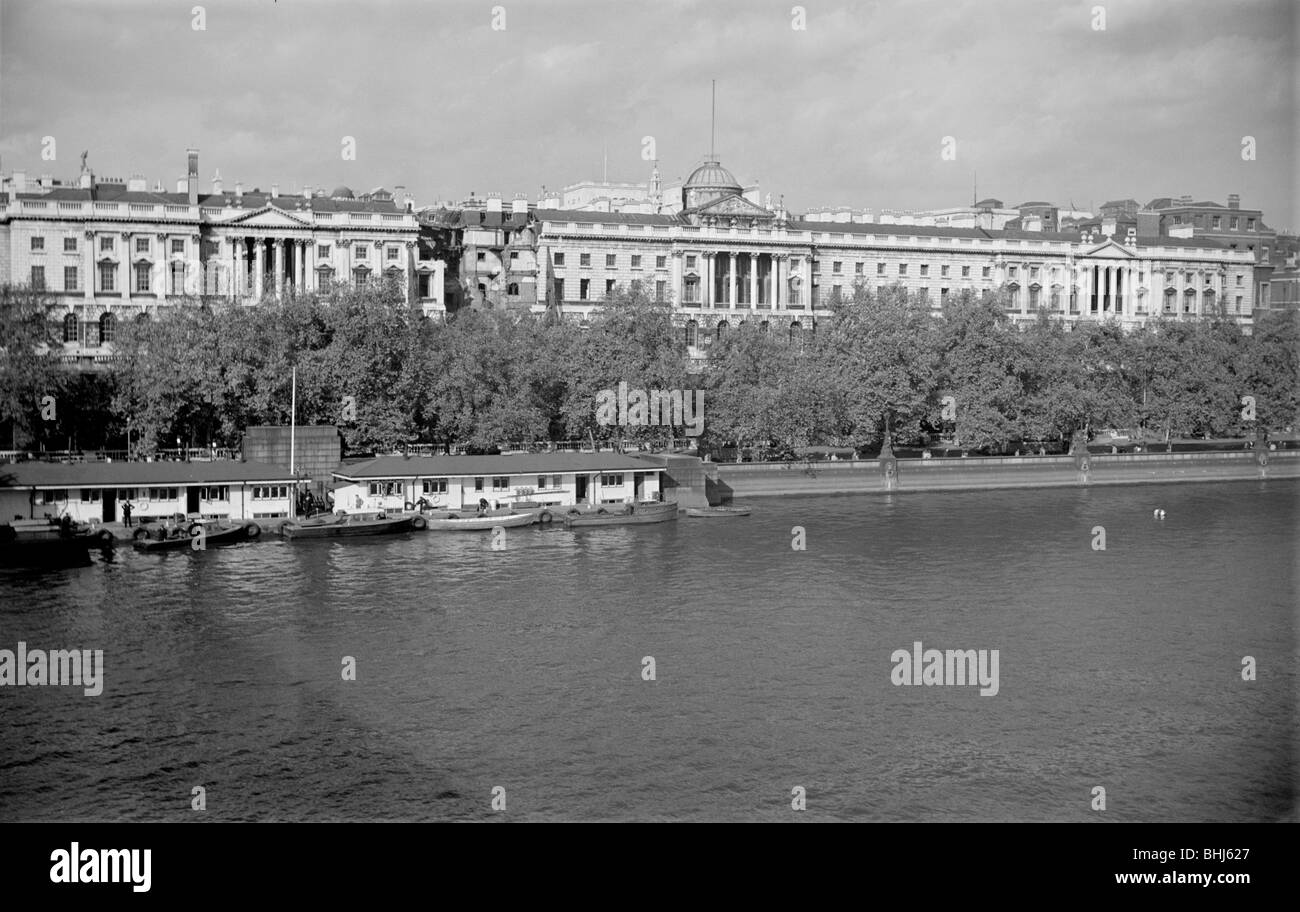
[1,279,1297,458]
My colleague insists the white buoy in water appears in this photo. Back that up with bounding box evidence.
[1158,510,1166,519]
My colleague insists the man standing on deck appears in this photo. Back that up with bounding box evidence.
[122,501,133,528]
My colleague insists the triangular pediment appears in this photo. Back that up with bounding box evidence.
[693,194,774,219]
[220,206,314,229]
[1078,238,1137,258]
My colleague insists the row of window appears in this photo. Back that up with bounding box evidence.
[30,236,188,254]
[364,475,588,496]
[30,236,406,260]
[38,484,261,503]
[1170,214,1257,231]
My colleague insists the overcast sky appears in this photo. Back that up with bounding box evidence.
[1,0,1295,229]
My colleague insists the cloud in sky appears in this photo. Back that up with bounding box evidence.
[1,0,1294,228]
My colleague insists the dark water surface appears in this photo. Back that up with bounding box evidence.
[2,481,1296,821]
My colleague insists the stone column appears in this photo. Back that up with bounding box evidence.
[671,251,682,307]
[83,231,94,300]
[748,253,757,310]
[306,238,315,293]
[253,239,265,300]
[727,252,737,309]
[120,233,132,302]
[234,238,245,298]
[773,254,784,310]
[295,239,305,295]
[273,238,285,299]
[404,241,415,304]
[703,252,714,309]
[154,234,167,300]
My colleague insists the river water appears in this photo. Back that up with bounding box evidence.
[1,481,1296,821]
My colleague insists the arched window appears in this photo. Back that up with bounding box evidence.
[760,320,769,334]
[789,320,801,340]
[99,312,116,344]
[62,312,78,343]
[507,282,519,296]
[716,320,729,340]
[684,320,698,347]
[135,311,149,324]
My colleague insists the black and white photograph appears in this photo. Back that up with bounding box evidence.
[0,0,1295,871]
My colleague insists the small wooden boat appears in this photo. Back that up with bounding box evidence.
[685,506,752,518]
[132,522,251,551]
[563,501,679,528]
[282,514,414,539]
[422,512,534,531]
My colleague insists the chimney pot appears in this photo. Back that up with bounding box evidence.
[271,183,279,199]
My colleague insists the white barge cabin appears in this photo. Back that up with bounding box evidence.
[0,461,297,525]
[331,454,665,514]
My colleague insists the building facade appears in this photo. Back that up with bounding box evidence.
[0,151,443,364]
[527,156,1259,358]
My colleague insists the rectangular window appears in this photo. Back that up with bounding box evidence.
[63,237,77,253]
[656,256,667,269]
[1009,266,1018,278]
[30,266,45,290]
[169,261,185,295]
[387,247,399,261]
[100,236,114,252]
[492,476,509,491]
[941,265,950,277]
[919,264,929,277]
[1230,217,1239,230]
[1212,216,1221,229]
[600,474,625,486]
[537,475,548,489]
[580,253,591,267]
[553,252,565,266]
[686,255,697,269]
[605,254,616,268]
[355,246,368,260]
[656,280,666,301]
[135,263,151,293]
[99,263,116,292]
[877,262,886,276]
[422,478,448,494]
[136,238,150,253]
[580,278,590,300]
[961,266,970,277]
[318,244,331,259]
[474,477,484,492]
[171,239,184,255]
[80,488,101,502]
[832,261,842,274]
[1247,219,1255,230]
[1235,295,1243,312]
[605,278,615,296]
[855,262,864,275]
[982,266,991,278]
[631,255,642,270]
[1237,274,1244,286]
[476,250,486,262]
[41,490,65,505]
[898,264,907,276]
[64,266,78,291]
[31,236,45,252]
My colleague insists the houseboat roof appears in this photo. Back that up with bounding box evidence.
[334,454,664,480]
[0,460,296,489]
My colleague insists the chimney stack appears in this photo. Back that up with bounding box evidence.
[234,181,243,201]
[486,193,503,214]
[303,184,313,200]
[511,194,528,215]
[270,183,279,199]
[212,170,223,195]
[1228,194,1240,210]
[13,170,26,192]
[186,149,199,205]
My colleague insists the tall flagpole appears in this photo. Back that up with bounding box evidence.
[290,365,297,518]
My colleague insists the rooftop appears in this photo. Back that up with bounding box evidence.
[335,453,666,479]
[0,460,296,488]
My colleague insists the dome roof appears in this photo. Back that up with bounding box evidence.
[683,160,742,194]
[330,185,355,199]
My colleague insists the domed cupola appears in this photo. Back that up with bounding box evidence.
[682,159,743,210]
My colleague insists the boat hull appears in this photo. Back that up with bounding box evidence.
[283,516,414,539]
[422,512,534,531]
[132,524,250,551]
[563,502,679,528]
[685,506,752,518]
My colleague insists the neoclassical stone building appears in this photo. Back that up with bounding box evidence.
[529,157,1258,355]
[0,150,442,366]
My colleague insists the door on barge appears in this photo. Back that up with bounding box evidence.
[102,489,116,523]
[575,474,589,504]
[186,486,200,514]
[634,472,645,501]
